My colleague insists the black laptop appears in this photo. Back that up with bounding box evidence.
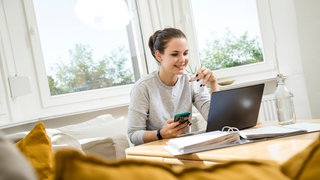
[206,83,265,132]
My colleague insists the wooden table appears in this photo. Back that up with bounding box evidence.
[125,119,320,167]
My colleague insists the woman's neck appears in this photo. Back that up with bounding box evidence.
[158,70,178,86]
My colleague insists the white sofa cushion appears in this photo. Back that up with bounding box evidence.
[5,129,83,152]
[79,134,129,160]
[57,114,128,140]
[46,129,83,152]
[57,114,130,159]
[80,137,116,159]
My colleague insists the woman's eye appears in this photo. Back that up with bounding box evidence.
[171,54,178,57]
[183,52,188,56]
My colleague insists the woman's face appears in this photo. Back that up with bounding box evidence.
[156,38,189,75]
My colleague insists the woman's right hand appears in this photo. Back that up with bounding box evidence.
[160,118,190,139]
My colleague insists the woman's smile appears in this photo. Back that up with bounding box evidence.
[174,63,186,70]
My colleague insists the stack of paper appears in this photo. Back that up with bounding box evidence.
[164,131,240,155]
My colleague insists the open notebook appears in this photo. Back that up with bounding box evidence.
[164,122,320,155]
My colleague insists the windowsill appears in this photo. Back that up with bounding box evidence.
[1,71,279,129]
[217,70,278,91]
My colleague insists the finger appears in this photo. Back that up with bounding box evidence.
[167,118,174,123]
[179,123,190,133]
[195,67,206,81]
[175,121,189,130]
[189,73,199,82]
[173,121,182,128]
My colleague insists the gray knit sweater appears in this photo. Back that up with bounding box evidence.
[127,71,211,145]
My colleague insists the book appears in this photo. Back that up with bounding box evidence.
[164,131,241,155]
[164,122,320,155]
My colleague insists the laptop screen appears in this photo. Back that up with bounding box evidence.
[206,83,265,132]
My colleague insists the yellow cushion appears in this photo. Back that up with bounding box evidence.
[282,134,320,179]
[16,122,54,180]
[54,148,289,180]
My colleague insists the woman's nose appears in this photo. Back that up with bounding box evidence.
[178,54,187,62]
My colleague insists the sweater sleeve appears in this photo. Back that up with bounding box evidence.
[127,83,149,145]
[192,84,211,121]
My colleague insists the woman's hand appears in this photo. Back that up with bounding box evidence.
[160,118,190,139]
[190,66,219,93]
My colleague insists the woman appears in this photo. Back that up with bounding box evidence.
[127,28,218,145]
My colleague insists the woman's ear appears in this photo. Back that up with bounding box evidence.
[155,50,162,62]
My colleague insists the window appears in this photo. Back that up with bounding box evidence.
[189,0,277,81]
[23,0,145,108]
[33,0,136,96]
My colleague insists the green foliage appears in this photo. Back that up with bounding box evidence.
[48,44,134,95]
[47,29,263,96]
[200,29,263,70]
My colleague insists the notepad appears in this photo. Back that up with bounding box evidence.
[239,122,320,140]
[239,126,306,140]
[164,122,320,155]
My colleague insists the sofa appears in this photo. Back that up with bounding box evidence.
[4,112,206,161]
[0,115,319,180]
[5,114,131,161]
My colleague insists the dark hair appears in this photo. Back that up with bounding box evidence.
[148,28,187,60]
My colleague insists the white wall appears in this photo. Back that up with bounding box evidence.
[269,0,311,119]
[294,0,320,118]
[273,0,319,119]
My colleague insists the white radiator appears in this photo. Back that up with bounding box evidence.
[258,94,278,122]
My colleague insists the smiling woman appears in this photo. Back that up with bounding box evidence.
[127,27,218,145]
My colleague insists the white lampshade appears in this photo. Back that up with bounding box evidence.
[74,0,130,30]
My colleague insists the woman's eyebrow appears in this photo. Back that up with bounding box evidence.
[169,50,179,53]
[169,49,189,53]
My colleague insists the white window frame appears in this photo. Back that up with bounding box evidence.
[0,57,10,124]
[0,1,13,124]
[22,0,146,110]
[180,0,279,85]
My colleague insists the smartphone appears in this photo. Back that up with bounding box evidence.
[174,111,191,124]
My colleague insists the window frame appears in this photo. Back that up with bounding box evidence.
[182,0,278,84]
[0,1,13,124]
[0,60,10,124]
[22,0,146,109]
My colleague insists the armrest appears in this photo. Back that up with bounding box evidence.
[79,134,130,160]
